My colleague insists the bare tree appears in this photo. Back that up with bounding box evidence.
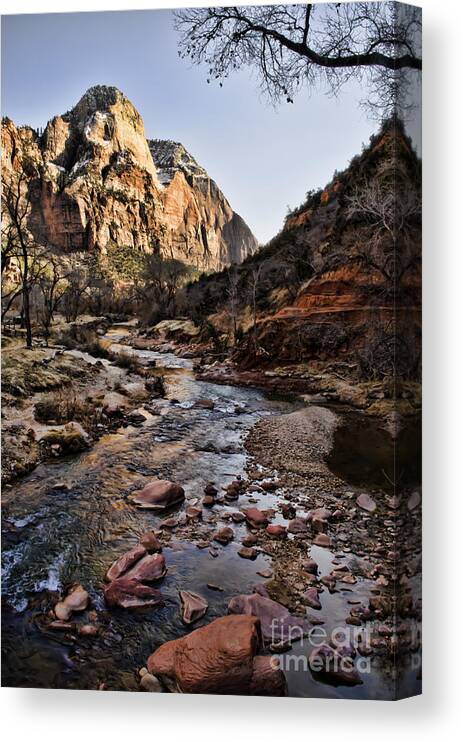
[1,240,24,322]
[344,157,421,380]
[136,251,191,320]
[2,159,38,347]
[280,244,315,299]
[248,264,263,352]
[35,255,68,344]
[1,220,18,276]
[345,168,421,295]
[175,3,421,116]
[61,256,90,322]
[226,267,240,346]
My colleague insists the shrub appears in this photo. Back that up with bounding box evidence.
[109,349,143,374]
[34,390,104,430]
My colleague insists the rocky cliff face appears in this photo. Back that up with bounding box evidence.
[1,85,257,271]
[149,139,256,266]
[185,121,422,380]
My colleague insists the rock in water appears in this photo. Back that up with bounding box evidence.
[140,673,163,692]
[105,544,147,582]
[139,532,163,553]
[266,524,287,539]
[231,512,246,523]
[302,558,319,575]
[147,615,286,695]
[79,624,98,637]
[302,587,322,610]
[281,503,296,519]
[309,644,363,686]
[212,527,234,545]
[41,423,90,454]
[48,620,73,631]
[103,578,164,609]
[243,508,269,528]
[129,479,185,511]
[309,507,332,532]
[287,518,307,534]
[356,493,377,512]
[238,547,258,560]
[54,585,89,621]
[308,507,332,523]
[193,398,215,410]
[186,506,202,521]
[313,533,332,548]
[228,592,308,643]
[124,554,167,582]
[159,517,178,530]
[241,534,258,547]
[179,590,208,624]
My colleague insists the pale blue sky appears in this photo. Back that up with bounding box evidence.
[1,9,376,244]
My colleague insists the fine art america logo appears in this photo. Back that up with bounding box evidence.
[268,621,372,680]
[267,619,421,681]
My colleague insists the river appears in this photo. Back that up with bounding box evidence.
[1,330,421,699]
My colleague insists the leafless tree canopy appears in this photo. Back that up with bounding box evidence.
[346,164,421,290]
[175,3,421,115]
[2,156,40,346]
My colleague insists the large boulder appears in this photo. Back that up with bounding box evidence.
[249,656,287,696]
[147,615,286,695]
[129,479,185,511]
[227,592,308,643]
[103,577,164,609]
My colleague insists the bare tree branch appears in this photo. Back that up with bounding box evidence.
[175,3,421,115]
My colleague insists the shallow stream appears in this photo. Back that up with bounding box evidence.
[1,333,420,698]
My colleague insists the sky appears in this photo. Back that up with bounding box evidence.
[1,9,377,244]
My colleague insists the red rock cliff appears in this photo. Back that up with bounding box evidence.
[1,85,257,271]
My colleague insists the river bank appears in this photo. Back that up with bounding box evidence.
[1,323,166,484]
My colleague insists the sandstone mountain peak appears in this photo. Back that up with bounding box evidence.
[148,139,208,186]
[67,85,127,117]
[1,87,257,270]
